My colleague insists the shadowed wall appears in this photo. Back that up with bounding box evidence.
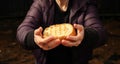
[0,0,120,18]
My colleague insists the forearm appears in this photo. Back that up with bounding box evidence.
[81,27,99,48]
[82,3,107,48]
[16,0,43,50]
[16,19,39,50]
[24,30,40,50]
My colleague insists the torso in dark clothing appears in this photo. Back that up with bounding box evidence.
[54,0,71,24]
[46,45,73,64]
[46,1,73,64]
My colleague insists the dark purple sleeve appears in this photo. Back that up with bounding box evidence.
[16,0,43,49]
[81,1,108,48]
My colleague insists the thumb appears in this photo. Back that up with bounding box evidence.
[74,24,84,33]
[35,27,43,36]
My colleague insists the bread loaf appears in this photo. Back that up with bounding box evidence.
[43,23,76,40]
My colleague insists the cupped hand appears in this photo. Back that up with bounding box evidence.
[61,24,84,47]
[34,27,61,50]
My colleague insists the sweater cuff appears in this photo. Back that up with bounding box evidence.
[80,27,99,48]
[25,30,39,50]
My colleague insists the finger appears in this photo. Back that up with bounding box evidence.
[65,36,80,42]
[74,24,84,40]
[65,31,82,41]
[42,39,61,50]
[34,27,43,36]
[38,27,43,36]
[39,27,43,36]
[47,39,61,49]
[74,24,83,33]
[61,40,75,47]
[62,40,81,47]
[42,36,56,43]
[34,27,43,45]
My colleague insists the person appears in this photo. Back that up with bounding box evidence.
[16,0,107,64]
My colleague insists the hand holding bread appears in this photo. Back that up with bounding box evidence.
[34,27,61,50]
[61,24,84,47]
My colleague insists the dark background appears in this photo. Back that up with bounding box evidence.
[0,0,120,64]
[0,0,120,18]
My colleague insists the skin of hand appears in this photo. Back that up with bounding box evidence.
[34,27,61,51]
[61,24,84,47]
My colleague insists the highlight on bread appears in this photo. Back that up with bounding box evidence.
[43,23,76,40]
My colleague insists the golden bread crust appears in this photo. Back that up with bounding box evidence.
[43,23,76,40]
